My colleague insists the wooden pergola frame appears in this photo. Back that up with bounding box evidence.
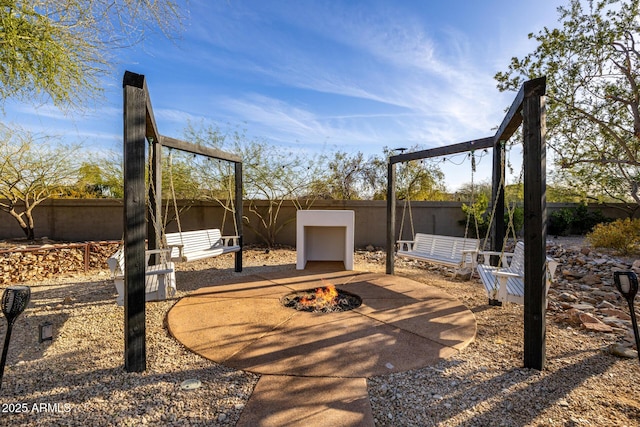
[122,71,243,372]
[386,77,548,370]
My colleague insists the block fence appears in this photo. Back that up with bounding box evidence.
[0,199,635,248]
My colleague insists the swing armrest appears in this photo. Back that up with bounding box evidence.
[477,250,514,266]
[460,248,479,267]
[396,240,415,252]
[145,248,173,264]
[167,244,185,261]
[220,235,240,248]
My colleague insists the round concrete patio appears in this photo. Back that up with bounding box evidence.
[167,266,476,378]
[166,265,477,426]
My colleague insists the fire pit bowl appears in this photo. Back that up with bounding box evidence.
[281,284,362,313]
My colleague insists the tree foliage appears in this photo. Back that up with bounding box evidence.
[0,125,80,239]
[0,0,183,109]
[183,123,326,248]
[495,0,640,206]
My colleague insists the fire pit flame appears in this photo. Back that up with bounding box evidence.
[299,284,339,308]
[281,281,361,313]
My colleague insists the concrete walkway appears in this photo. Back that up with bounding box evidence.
[166,263,476,426]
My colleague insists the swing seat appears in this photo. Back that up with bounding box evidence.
[476,241,559,305]
[164,228,240,262]
[107,247,176,306]
[396,233,479,269]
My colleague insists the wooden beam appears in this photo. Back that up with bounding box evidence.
[522,76,547,370]
[122,75,147,373]
[147,139,162,263]
[493,76,546,144]
[160,135,242,163]
[491,142,506,253]
[386,162,396,274]
[389,137,494,165]
[234,162,243,272]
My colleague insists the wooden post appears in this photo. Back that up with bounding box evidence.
[123,71,147,372]
[522,77,547,370]
[491,141,506,254]
[386,162,396,275]
[148,138,162,264]
[234,161,243,272]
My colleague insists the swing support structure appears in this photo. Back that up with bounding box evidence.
[386,77,548,370]
[123,71,243,372]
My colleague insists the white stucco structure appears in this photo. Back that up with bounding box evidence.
[296,210,355,270]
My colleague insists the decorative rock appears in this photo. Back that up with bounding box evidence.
[557,292,579,303]
[599,308,631,320]
[454,268,472,281]
[571,303,595,311]
[609,343,638,359]
[580,274,601,285]
[582,321,614,333]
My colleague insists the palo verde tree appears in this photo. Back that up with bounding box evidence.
[0,126,80,240]
[184,123,327,248]
[390,146,447,201]
[310,150,382,200]
[0,1,183,109]
[495,0,640,208]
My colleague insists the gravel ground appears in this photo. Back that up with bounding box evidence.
[0,242,639,426]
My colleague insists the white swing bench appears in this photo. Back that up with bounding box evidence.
[107,247,176,306]
[476,241,559,305]
[164,228,240,262]
[396,233,480,269]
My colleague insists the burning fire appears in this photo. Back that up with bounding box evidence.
[281,279,362,313]
[299,282,339,309]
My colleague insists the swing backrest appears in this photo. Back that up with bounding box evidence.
[413,233,479,261]
[507,241,525,274]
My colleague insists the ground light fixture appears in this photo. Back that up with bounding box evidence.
[0,286,31,390]
[613,271,640,364]
[39,321,53,343]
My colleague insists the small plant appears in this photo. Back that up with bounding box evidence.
[586,218,640,255]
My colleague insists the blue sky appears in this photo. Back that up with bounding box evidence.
[5,0,565,191]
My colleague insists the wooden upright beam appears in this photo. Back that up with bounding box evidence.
[522,77,547,370]
[234,161,243,272]
[147,138,162,263]
[122,72,147,373]
[386,162,396,275]
[491,142,506,253]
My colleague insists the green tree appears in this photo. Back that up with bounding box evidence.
[0,126,80,240]
[495,0,640,206]
[0,0,183,109]
[65,154,124,198]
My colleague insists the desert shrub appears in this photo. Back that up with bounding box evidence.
[549,208,574,236]
[586,218,640,255]
[549,205,612,236]
[571,205,611,234]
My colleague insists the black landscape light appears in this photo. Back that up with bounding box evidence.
[613,271,640,364]
[39,321,53,343]
[0,286,31,390]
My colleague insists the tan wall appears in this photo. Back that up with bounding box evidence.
[0,199,636,248]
